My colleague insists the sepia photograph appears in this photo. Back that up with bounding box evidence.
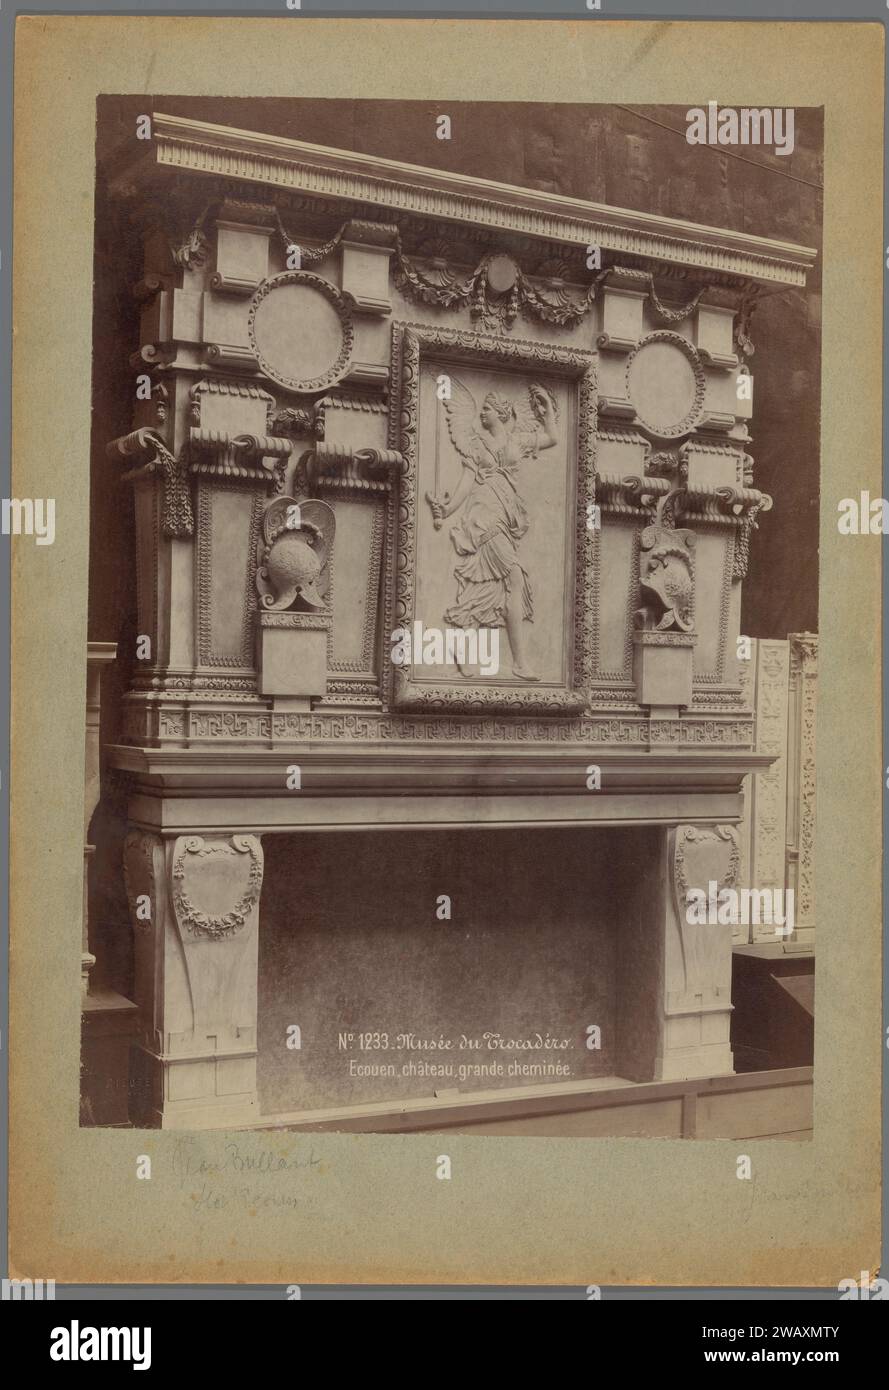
[7,14,881,1297]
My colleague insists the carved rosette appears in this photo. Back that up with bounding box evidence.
[170,834,264,941]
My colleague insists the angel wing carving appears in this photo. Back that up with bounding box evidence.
[441,376,482,459]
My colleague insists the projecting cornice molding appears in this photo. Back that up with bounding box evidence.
[119,113,817,289]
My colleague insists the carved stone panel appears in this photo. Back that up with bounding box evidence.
[737,636,816,948]
[690,526,734,683]
[417,363,570,686]
[195,482,263,671]
[171,833,263,941]
[671,824,740,998]
[390,323,596,712]
[593,517,636,683]
[327,499,385,683]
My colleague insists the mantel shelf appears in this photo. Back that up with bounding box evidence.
[113,744,773,834]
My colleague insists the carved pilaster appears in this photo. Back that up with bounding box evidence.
[786,633,818,949]
[658,823,739,1080]
[746,641,790,943]
[124,829,264,1128]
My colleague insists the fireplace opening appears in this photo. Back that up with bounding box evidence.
[257,825,663,1119]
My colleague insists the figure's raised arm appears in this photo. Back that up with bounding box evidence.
[528,385,559,451]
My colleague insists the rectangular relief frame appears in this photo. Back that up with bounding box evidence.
[389,322,597,713]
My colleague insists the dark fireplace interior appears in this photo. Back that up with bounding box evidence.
[257,825,662,1116]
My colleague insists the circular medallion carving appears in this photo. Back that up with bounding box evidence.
[626,331,706,439]
[249,271,354,392]
[485,254,519,294]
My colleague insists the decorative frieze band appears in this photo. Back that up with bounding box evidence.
[119,700,754,749]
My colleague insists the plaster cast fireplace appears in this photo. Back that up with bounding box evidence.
[100,113,816,1134]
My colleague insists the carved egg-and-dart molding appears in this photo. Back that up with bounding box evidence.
[626,331,706,440]
[248,270,354,392]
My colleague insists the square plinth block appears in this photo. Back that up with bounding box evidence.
[259,613,330,698]
[633,630,696,708]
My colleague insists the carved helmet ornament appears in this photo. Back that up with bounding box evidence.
[256,497,336,612]
[634,487,696,634]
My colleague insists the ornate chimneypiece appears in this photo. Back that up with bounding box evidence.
[105,114,815,1132]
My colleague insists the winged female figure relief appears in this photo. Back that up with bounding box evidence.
[425,378,559,681]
